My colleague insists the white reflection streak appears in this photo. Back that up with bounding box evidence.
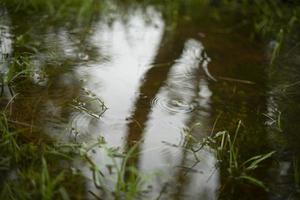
[140,39,202,170]
[0,10,12,75]
[0,10,13,99]
[76,7,164,144]
[75,6,164,195]
[140,39,218,199]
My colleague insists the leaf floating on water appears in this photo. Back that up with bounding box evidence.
[70,88,107,119]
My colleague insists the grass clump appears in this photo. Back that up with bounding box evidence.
[0,109,149,200]
[211,129,275,191]
[294,157,300,189]
[0,111,87,200]
[0,158,69,200]
[79,138,152,200]
[186,120,276,194]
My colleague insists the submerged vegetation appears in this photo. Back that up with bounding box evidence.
[1,0,300,199]
[0,110,150,200]
[183,120,276,197]
[0,106,277,200]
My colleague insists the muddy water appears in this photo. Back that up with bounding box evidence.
[1,1,300,200]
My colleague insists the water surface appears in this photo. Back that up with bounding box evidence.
[1,1,300,199]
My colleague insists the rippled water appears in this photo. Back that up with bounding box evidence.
[1,1,300,200]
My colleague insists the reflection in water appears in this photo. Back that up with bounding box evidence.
[68,7,219,198]
[75,6,164,141]
[137,39,218,199]
[2,1,288,199]
[34,27,86,138]
[73,6,165,196]
[3,1,300,199]
[0,11,12,68]
[0,9,13,98]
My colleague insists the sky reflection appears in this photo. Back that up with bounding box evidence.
[0,9,12,88]
[137,39,218,199]
[73,6,166,196]
[0,4,220,199]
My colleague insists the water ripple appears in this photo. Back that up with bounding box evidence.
[151,96,196,114]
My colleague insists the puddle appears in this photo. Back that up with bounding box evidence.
[1,1,300,200]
